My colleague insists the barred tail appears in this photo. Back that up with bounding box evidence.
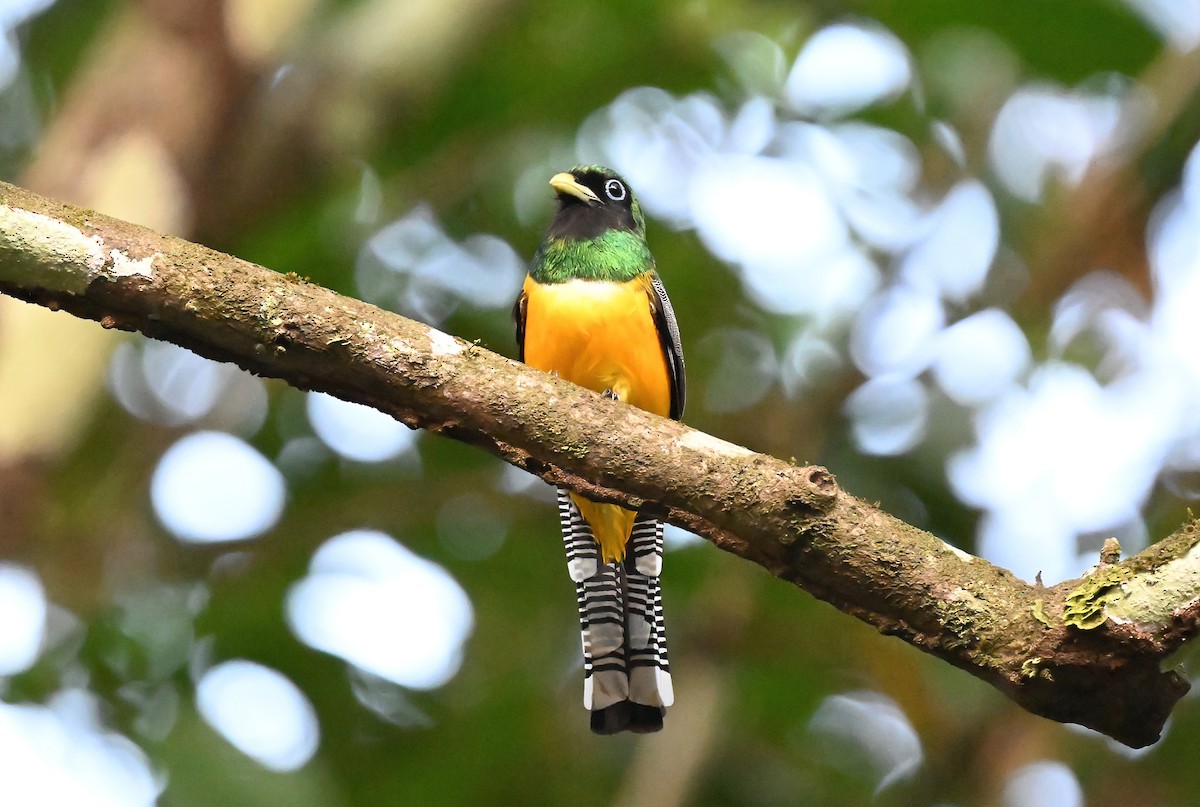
[558,489,672,735]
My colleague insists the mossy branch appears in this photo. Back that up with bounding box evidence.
[2,179,1198,748]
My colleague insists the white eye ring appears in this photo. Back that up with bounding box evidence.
[604,179,627,201]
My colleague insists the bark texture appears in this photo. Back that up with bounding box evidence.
[2,179,1198,748]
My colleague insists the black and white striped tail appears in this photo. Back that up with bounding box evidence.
[557,489,672,734]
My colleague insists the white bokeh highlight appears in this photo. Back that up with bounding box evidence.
[950,364,1170,583]
[196,660,319,772]
[356,204,525,324]
[151,431,286,543]
[0,0,55,89]
[933,310,1031,406]
[109,341,268,434]
[845,376,928,456]
[808,690,923,793]
[306,392,419,463]
[0,564,45,676]
[1002,761,1083,807]
[0,690,160,807]
[690,155,847,272]
[579,87,905,323]
[136,342,231,422]
[1050,270,1147,372]
[577,88,727,229]
[851,286,944,379]
[899,179,999,303]
[663,523,703,550]
[1122,0,1200,50]
[287,530,474,690]
[989,83,1139,203]
[785,24,912,117]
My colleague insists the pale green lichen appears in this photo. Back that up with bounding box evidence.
[563,442,590,459]
[1107,540,1200,628]
[1063,565,1133,630]
[1019,657,1053,681]
[0,204,104,292]
[1032,599,1054,628]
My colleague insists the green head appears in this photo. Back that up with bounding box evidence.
[531,165,653,284]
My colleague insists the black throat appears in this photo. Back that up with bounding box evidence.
[547,199,636,241]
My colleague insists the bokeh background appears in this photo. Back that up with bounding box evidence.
[3,0,1200,804]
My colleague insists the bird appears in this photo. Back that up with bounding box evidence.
[514,165,686,734]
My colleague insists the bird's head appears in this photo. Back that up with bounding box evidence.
[546,165,646,241]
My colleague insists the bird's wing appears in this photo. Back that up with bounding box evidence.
[647,272,686,420]
[513,288,528,362]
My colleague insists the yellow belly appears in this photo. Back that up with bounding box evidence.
[522,274,671,561]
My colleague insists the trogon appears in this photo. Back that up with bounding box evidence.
[514,165,686,734]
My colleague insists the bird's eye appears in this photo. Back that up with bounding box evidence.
[604,179,627,201]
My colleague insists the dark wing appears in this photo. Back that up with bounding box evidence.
[513,288,528,362]
[647,272,686,420]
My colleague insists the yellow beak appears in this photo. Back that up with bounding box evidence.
[549,172,600,204]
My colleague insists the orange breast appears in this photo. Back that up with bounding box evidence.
[521,274,671,561]
[521,274,671,417]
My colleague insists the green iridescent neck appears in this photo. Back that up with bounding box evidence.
[531,228,653,284]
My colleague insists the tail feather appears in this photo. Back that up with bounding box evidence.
[628,516,664,577]
[558,489,672,734]
[590,701,664,735]
[559,490,599,582]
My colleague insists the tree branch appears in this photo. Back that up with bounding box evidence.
[1,179,1196,748]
